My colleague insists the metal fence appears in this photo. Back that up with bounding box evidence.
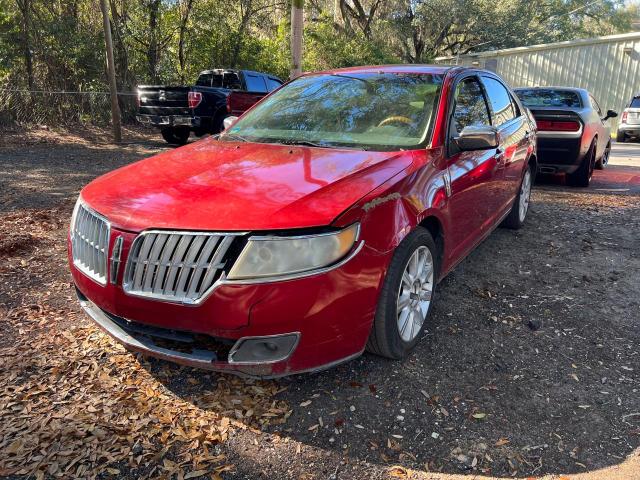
[0,89,139,127]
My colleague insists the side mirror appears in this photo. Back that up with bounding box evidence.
[223,116,239,130]
[603,109,617,121]
[454,125,499,151]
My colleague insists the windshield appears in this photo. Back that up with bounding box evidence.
[515,89,582,108]
[221,72,444,151]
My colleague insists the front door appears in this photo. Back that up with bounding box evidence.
[445,75,504,264]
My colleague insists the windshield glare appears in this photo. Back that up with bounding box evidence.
[222,72,444,151]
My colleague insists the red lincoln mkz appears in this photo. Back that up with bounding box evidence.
[69,65,536,377]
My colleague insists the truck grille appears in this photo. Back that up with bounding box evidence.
[71,203,110,285]
[123,231,241,304]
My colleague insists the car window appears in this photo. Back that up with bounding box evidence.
[266,78,282,91]
[590,95,602,115]
[223,72,444,151]
[481,76,516,127]
[515,89,582,108]
[195,73,214,87]
[630,97,640,108]
[450,77,491,137]
[245,74,268,93]
[223,72,242,89]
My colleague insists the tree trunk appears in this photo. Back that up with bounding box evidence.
[290,0,303,78]
[147,0,161,83]
[178,0,194,83]
[15,0,34,90]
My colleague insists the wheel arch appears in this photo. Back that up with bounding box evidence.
[418,215,445,279]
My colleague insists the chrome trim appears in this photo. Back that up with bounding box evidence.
[71,200,110,285]
[228,332,301,365]
[122,229,246,305]
[109,236,123,284]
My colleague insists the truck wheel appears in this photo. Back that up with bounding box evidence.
[567,141,596,188]
[161,127,190,146]
[595,141,611,170]
[366,227,438,360]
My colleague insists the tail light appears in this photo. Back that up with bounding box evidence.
[188,91,203,109]
[226,94,232,113]
[536,119,581,132]
[622,111,628,123]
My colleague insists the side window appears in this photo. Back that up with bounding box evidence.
[266,78,283,91]
[590,95,602,116]
[481,76,516,127]
[451,77,491,137]
[195,74,212,87]
[244,74,268,93]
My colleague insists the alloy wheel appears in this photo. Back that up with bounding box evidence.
[396,246,434,342]
[518,168,532,222]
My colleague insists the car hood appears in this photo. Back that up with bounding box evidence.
[81,137,414,232]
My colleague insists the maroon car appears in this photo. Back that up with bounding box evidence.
[70,65,537,377]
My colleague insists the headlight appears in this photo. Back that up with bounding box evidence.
[227,223,360,280]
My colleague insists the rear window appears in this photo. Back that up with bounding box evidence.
[515,89,582,108]
[630,97,640,108]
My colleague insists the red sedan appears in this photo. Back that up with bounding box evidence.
[69,65,536,377]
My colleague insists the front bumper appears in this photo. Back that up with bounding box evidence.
[70,228,389,378]
[136,114,201,128]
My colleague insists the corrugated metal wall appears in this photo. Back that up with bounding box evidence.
[436,33,640,130]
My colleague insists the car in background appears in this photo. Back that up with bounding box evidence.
[137,69,283,145]
[514,87,616,186]
[70,65,536,377]
[617,94,640,142]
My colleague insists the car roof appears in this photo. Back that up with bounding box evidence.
[313,64,460,76]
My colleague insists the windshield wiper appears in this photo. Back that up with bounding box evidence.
[278,139,331,148]
[219,133,250,143]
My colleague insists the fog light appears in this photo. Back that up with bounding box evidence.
[228,333,299,364]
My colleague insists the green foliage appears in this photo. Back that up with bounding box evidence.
[0,0,637,92]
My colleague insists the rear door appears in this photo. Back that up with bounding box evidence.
[480,75,530,212]
[445,74,503,262]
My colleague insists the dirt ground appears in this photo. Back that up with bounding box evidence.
[0,127,638,480]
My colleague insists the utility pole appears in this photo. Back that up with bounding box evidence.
[100,0,122,143]
[290,0,303,79]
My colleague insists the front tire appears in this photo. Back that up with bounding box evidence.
[161,127,190,145]
[502,162,533,230]
[567,140,596,187]
[366,227,438,359]
[595,141,611,170]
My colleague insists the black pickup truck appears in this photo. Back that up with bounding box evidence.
[136,69,283,145]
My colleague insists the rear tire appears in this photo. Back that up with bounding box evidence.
[366,227,438,360]
[161,127,190,145]
[567,140,596,187]
[595,141,611,170]
[502,162,533,230]
[617,130,627,143]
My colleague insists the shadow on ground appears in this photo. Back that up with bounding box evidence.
[149,184,640,478]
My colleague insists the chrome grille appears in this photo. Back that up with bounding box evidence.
[123,231,240,304]
[71,202,110,284]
